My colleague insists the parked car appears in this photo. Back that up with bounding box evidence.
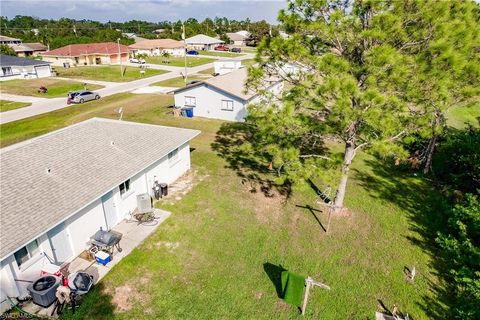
[187,80,201,85]
[186,50,199,55]
[230,47,242,53]
[67,90,100,104]
[214,45,230,51]
[130,58,145,64]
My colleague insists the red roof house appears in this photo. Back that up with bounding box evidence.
[41,42,130,66]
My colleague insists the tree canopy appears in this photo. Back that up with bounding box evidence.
[247,0,480,212]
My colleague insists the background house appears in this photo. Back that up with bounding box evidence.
[41,42,129,66]
[7,42,47,57]
[0,54,52,80]
[0,35,21,45]
[226,33,247,46]
[0,118,200,312]
[185,34,224,51]
[129,39,185,57]
[173,68,283,122]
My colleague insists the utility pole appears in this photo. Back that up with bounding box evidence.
[117,38,123,78]
[182,22,187,85]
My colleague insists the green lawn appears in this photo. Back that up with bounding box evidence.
[0,78,103,98]
[145,56,215,67]
[446,103,480,129]
[0,100,31,112]
[55,65,168,82]
[152,74,211,88]
[2,95,446,319]
[199,50,245,58]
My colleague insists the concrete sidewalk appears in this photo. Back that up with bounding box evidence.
[21,209,171,317]
[0,93,48,103]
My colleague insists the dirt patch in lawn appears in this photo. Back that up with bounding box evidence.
[243,181,285,224]
[110,284,139,312]
[160,170,209,204]
[108,272,154,313]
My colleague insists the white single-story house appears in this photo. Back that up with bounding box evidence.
[0,118,200,313]
[129,39,185,57]
[185,34,224,51]
[0,54,52,80]
[214,60,242,75]
[226,33,247,46]
[173,68,283,122]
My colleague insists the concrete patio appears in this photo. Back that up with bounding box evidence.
[20,208,171,317]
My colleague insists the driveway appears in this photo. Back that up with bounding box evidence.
[0,54,255,125]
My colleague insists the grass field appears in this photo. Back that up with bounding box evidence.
[55,65,168,82]
[145,56,214,67]
[446,103,480,128]
[198,50,245,58]
[0,78,103,98]
[1,94,446,319]
[0,100,31,112]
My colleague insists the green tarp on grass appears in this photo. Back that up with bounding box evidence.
[281,270,305,307]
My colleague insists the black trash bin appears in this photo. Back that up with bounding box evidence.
[160,183,168,196]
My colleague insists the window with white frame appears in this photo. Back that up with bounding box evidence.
[119,179,130,196]
[168,148,179,163]
[221,99,234,111]
[184,96,196,106]
[14,240,39,268]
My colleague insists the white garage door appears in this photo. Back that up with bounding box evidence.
[35,65,51,78]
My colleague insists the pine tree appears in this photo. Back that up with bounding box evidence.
[247,0,480,212]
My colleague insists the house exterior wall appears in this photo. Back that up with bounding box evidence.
[214,61,242,75]
[174,85,248,122]
[0,142,192,312]
[42,53,128,66]
[132,48,184,57]
[0,65,52,81]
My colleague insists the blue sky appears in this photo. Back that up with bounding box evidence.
[1,0,287,23]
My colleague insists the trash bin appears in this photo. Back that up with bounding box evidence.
[160,183,168,197]
[185,108,194,118]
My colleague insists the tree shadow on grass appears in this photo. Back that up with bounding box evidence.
[352,158,452,319]
[263,263,287,299]
[59,282,115,320]
[211,122,292,198]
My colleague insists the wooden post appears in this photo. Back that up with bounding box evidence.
[301,277,331,315]
[302,277,312,315]
[326,206,333,233]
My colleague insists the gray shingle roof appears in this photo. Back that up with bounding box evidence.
[173,68,281,101]
[0,118,200,260]
[0,54,50,67]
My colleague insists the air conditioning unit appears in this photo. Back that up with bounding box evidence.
[136,193,152,213]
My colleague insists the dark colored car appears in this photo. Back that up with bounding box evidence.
[214,45,229,51]
[230,47,242,53]
[187,50,199,55]
[187,80,201,85]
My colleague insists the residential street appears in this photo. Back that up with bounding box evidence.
[0,53,254,124]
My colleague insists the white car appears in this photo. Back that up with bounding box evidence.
[129,58,145,64]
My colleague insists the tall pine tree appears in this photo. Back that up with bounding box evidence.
[247,0,480,212]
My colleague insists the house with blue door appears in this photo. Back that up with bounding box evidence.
[0,118,199,312]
